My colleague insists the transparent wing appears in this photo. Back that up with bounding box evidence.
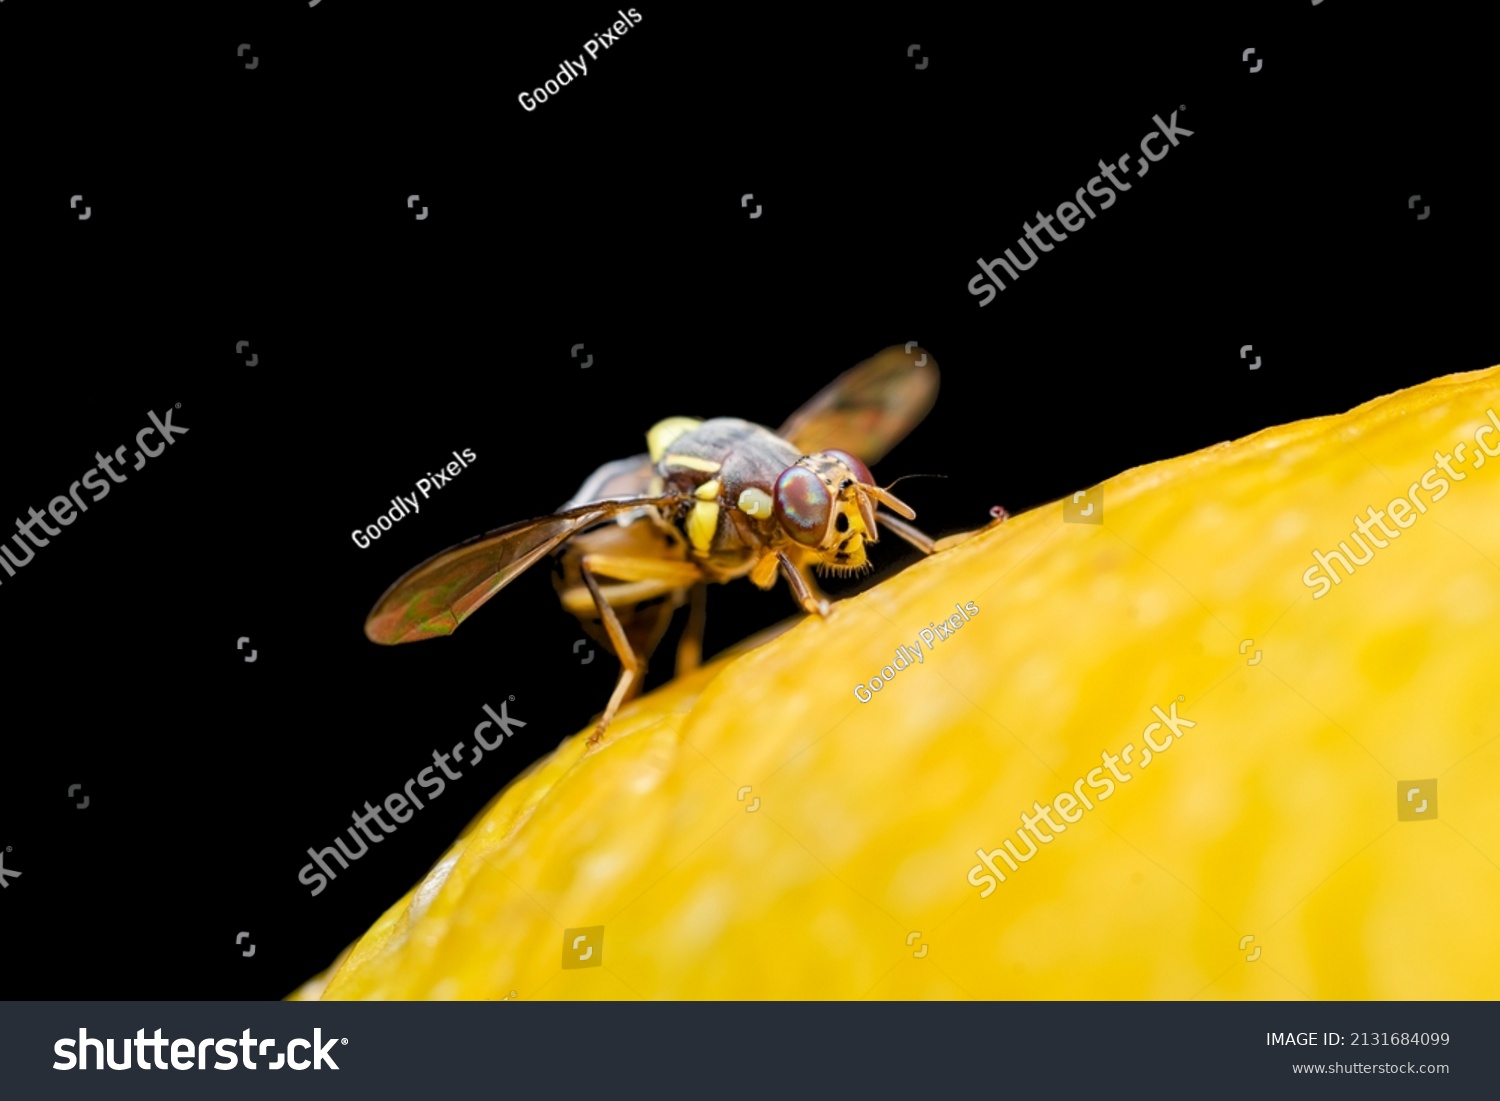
[364,495,687,644]
[560,453,655,510]
[777,345,939,465]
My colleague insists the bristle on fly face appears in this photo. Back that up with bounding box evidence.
[816,558,875,580]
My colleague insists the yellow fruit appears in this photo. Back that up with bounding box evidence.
[297,367,1500,1000]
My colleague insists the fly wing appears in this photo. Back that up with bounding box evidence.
[776,345,939,465]
[560,453,656,510]
[364,494,686,644]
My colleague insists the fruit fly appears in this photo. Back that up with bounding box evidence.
[365,345,945,743]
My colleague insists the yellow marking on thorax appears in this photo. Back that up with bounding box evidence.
[663,452,722,474]
[647,417,703,463]
[694,479,721,501]
[687,500,721,552]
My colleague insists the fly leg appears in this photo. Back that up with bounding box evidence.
[775,551,832,617]
[579,554,704,745]
[676,582,708,677]
[880,511,999,553]
[874,513,937,554]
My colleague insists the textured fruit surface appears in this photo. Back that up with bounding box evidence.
[298,366,1500,1000]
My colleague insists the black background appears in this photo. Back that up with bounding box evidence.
[0,1,1494,1000]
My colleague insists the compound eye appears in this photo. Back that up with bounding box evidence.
[774,466,833,546]
[823,449,873,488]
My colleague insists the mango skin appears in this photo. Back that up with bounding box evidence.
[298,366,1500,1001]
